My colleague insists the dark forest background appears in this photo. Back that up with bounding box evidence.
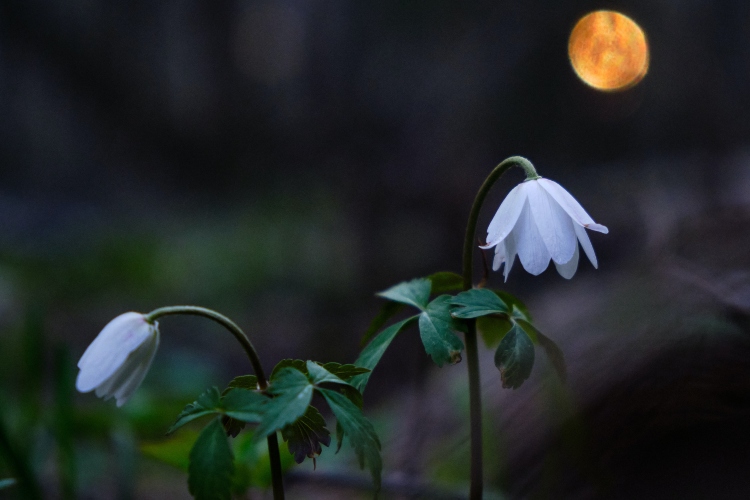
[1,1,750,498]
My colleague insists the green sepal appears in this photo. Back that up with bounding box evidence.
[318,388,382,491]
[281,405,332,464]
[351,316,419,393]
[377,278,431,310]
[188,418,234,500]
[494,323,535,389]
[418,295,464,367]
[450,288,510,318]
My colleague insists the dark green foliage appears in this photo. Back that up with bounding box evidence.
[517,319,567,382]
[253,369,313,442]
[494,323,535,389]
[360,300,405,347]
[270,360,370,382]
[169,388,223,434]
[281,405,331,464]
[351,317,418,393]
[377,278,431,310]
[188,419,234,500]
[425,271,464,294]
[223,375,258,394]
[318,388,382,491]
[418,295,464,367]
[450,288,510,318]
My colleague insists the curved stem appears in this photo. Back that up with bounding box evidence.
[144,305,284,499]
[461,155,535,499]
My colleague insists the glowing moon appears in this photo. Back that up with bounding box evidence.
[568,11,649,91]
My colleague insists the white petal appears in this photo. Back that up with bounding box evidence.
[554,244,579,279]
[503,230,518,282]
[76,313,154,393]
[526,181,577,264]
[574,223,598,268]
[482,183,528,248]
[492,243,506,271]
[114,331,160,407]
[537,178,608,234]
[515,199,551,275]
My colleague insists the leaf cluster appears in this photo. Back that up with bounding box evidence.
[171,360,380,499]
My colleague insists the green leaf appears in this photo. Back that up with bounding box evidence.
[253,368,313,441]
[494,290,532,321]
[222,388,267,423]
[377,278,431,310]
[319,362,371,381]
[281,405,331,464]
[0,478,16,490]
[223,375,258,395]
[450,288,510,318]
[307,361,349,386]
[494,323,535,389]
[188,419,234,500]
[517,319,567,382]
[351,316,418,393]
[476,315,514,348]
[168,387,222,434]
[360,300,405,347]
[270,359,307,380]
[318,388,382,491]
[425,271,464,294]
[418,295,464,367]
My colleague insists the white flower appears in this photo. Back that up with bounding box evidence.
[481,178,608,281]
[76,312,160,407]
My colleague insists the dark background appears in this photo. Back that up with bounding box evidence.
[1,1,750,498]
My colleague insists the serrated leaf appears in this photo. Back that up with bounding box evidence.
[351,316,418,393]
[517,319,567,382]
[281,405,331,464]
[270,359,307,380]
[168,387,222,434]
[0,478,16,490]
[223,375,258,395]
[494,323,535,389]
[318,388,382,491]
[222,388,267,423]
[253,368,313,442]
[307,361,349,386]
[319,362,371,381]
[494,290,532,321]
[450,288,510,318]
[377,278,431,310]
[360,300,405,347]
[418,295,464,367]
[425,271,464,294]
[188,418,234,500]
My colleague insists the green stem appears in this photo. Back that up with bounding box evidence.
[461,155,536,499]
[145,305,284,500]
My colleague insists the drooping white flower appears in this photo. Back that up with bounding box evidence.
[481,178,608,281]
[76,312,160,407]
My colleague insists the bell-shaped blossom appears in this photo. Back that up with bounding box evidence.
[481,178,608,281]
[76,312,160,407]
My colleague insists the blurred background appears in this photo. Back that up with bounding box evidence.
[1,0,750,498]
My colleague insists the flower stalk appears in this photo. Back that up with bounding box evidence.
[145,306,284,500]
[461,156,535,499]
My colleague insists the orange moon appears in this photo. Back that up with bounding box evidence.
[568,11,649,91]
